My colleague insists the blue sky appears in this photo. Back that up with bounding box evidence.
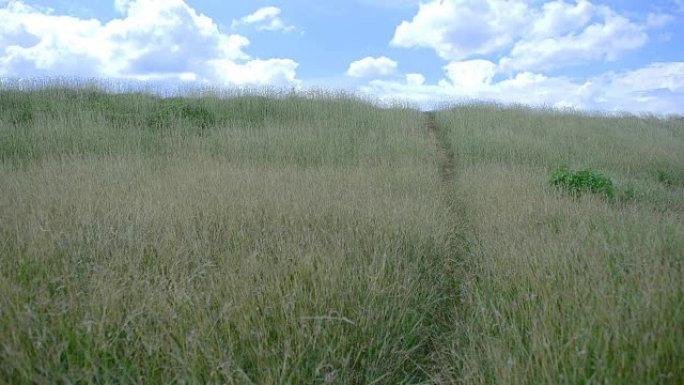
[1,0,683,113]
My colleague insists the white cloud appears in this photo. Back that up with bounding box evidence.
[0,0,300,86]
[113,0,132,14]
[360,61,684,115]
[499,8,648,73]
[529,0,595,39]
[441,60,496,89]
[211,58,299,86]
[231,6,296,33]
[380,0,681,112]
[346,56,398,78]
[356,0,421,9]
[391,0,529,61]
[391,0,670,73]
[405,73,425,86]
[593,62,684,113]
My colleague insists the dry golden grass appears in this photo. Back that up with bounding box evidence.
[1,86,682,383]
[0,87,458,383]
[433,105,684,384]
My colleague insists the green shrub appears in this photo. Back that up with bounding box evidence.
[550,164,615,199]
[180,102,216,129]
[146,98,216,131]
[657,169,673,186]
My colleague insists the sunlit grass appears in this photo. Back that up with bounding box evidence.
[433,104,684,384]
[1,84,682,383]
[0,85,457,383]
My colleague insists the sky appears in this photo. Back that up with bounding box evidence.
[0,0,683,114]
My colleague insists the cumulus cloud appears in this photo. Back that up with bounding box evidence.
[391,0,529,61]
[441,60,497,89]
[0,0,300,86]
[376,0,682,113]
[113,0,133,14]
[405,73,425,86]
[593,62,684,113]
[231,6,296,33]
[528,0,595,39]
[499,9,647,73]
[361,61,684,115]
[391,0,670,73]
[346,56,398,78]
[211,58,299,86]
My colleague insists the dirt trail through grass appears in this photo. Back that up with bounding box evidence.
[422,111,470,382]
[426,111,456,184]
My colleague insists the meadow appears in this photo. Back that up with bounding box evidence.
[432,105,684,384]
[0,84,682,384]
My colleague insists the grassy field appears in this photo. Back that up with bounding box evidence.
[432,105,684,384]
[0,86,459,383]
[0,85,682,383]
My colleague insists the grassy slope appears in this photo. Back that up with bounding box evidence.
[0,87,458,383]
[1,87,682,384]
[433,105,684,384]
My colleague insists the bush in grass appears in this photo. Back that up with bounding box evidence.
[550,164,615,199]
[180,102,216,129]
[146,98,216,131]
[657,169,674,186]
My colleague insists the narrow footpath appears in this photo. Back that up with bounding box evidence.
[422,111,469,383]
[426,111,456,184]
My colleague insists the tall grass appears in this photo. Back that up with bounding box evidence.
[0,85,457,383]
[0,86,427,167]
[2,85,682,383]
[433,104,684,384]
